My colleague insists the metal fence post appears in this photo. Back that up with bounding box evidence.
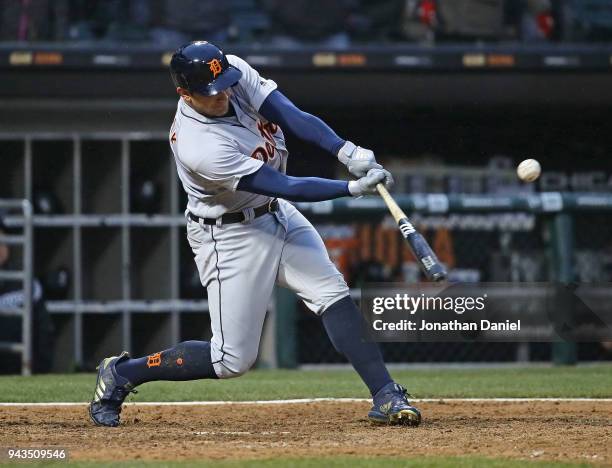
[275,286,298,368]
[550,212,577,365]
[22,200,33,376]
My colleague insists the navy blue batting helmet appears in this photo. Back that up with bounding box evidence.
[169,41,242,96]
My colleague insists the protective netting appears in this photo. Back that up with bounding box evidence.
[296,212,612,364]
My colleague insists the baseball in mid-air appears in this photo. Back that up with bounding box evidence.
[517,159,541,182]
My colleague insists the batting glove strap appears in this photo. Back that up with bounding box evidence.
[337,140,356,165]
[347,180,363,197]
[337,140,382,178]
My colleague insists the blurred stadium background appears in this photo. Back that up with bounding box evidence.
[1,0,612,375]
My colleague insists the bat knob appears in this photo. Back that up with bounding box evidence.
[430,269,448,282]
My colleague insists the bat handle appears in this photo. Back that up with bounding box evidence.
[375,183,407,223]
[376,182,389,197]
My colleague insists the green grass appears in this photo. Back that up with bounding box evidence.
[0,457,596,468]
[0,365,611,402]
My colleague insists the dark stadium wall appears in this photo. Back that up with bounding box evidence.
[2,69,611,173]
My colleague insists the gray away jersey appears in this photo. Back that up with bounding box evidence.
[170,55,289,219]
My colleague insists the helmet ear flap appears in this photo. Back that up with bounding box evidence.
[179,73,189,89]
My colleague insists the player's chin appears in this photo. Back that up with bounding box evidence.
[211,103,229,116]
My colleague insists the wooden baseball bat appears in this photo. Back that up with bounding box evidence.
[376,183,447,282]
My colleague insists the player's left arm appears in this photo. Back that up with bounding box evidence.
[259,90,381,177]
[230,54,379,177]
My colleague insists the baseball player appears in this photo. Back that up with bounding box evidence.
[89,41,421,428]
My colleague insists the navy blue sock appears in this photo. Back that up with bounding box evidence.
[322,296,393,396]
[115,340,218,386]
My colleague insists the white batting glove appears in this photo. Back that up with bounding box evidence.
[337,141,382,178]
[348,168,394,197]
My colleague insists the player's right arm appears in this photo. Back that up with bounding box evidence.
[237,165,393,201]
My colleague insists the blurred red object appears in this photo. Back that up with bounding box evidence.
[418,0,437,27]
[536,11,554,38]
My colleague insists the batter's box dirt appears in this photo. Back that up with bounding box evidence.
[1,401,610,464]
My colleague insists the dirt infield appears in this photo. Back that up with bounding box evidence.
[1,401,611,465]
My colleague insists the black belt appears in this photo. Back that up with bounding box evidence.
[188,199,279,225]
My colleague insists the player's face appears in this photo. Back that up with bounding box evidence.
[178,88,231,117]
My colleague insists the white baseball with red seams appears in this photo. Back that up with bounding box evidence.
[517,159,541,182]
[169,55,349,379]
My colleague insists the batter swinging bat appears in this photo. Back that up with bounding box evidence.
[376,183,447,282]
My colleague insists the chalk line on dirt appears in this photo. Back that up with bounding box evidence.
[1,397,611,406]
